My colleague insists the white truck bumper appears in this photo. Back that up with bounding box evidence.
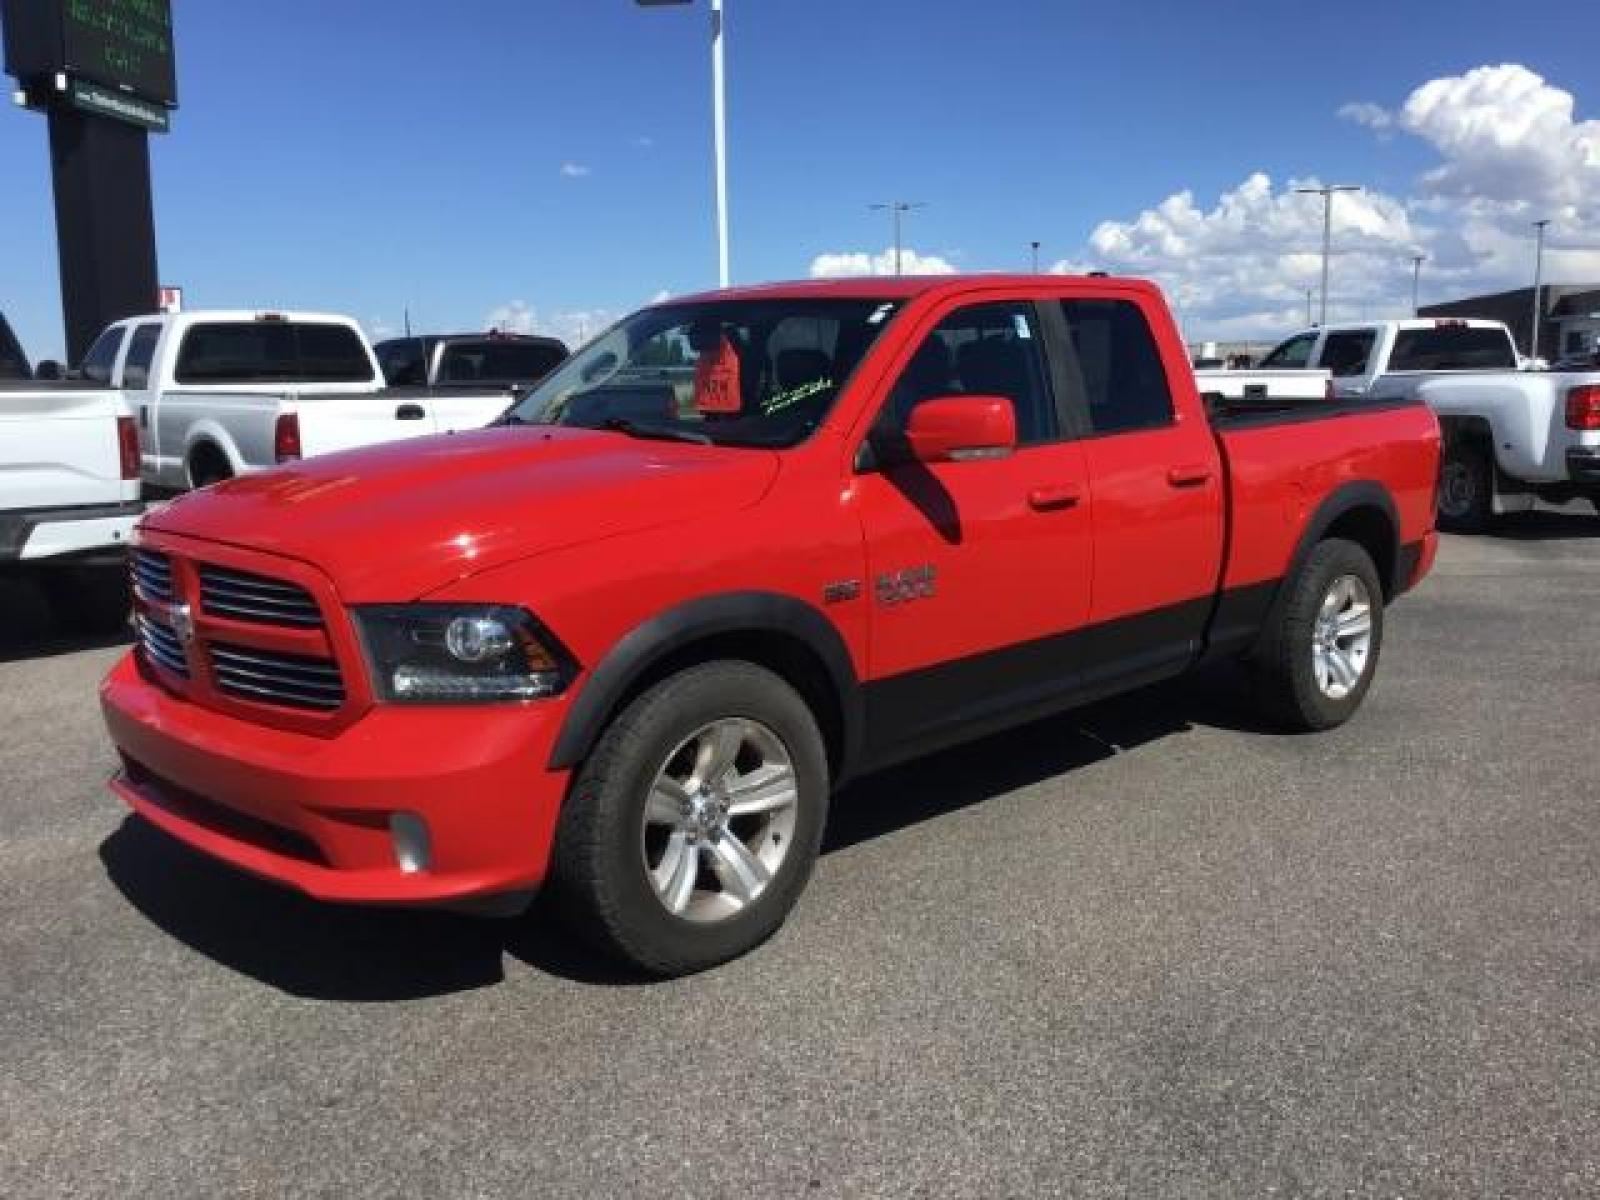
[1,502,144,566]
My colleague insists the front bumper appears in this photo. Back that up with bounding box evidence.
[100,653,571,908]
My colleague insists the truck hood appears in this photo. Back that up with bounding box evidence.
[142,427,780,600]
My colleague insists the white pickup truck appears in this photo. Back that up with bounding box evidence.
[1417,369,1600,530]
[1259,318,1521,401]
[1,379,143,633]
[75,311,512,492]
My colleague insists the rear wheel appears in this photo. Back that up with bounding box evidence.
[547,661,830,976]
[1437,438,1493,532]
[43,565,132,636]
[1253,538,1384,732]
[188,445,233,488]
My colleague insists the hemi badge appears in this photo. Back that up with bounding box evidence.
[823,580,862,604]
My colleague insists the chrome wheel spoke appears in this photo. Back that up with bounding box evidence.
[1336,606,1371,639]
[645,778,690,827]
[1327,647,1358,690]
[691,722,745,791]
[653,831,700,915]
[707,833,769,905]
[726,764,797,818]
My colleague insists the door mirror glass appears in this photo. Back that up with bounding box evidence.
[903,395,1017,463]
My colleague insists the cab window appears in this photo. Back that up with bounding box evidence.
[882,302,1057,446]
[120,324,163,389]
[79,326,127,384]
[1319,330,1378,378]
[1261,332,1317,369]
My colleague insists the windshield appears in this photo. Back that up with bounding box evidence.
[504,298,901,448]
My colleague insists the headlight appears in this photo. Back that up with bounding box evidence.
[354,605,573,704]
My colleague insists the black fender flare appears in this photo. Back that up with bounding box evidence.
[1283,480,1402,601]
[548,591,864,777]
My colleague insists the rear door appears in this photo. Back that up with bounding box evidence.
[1050,295,1225,690]
[855,297,1094,759]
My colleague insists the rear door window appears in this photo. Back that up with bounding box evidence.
[1056,298,1175,435]
[437,341,568,384]
[175,323,375,384]
[120,323,163,389]
[1388,326,1517,371]
[1318,330,1378,378]
[79,326,127,384]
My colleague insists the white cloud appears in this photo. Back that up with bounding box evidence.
[649,289,673,304]
[809,247,958,278]
[1068,63,1600,340]
[485,301,616,348]
[365,317,398,342]
[559,162,592,178]
[1338,101,1393,132]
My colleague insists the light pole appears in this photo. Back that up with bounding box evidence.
[637,0,730,288]
[869,201,926,275]
[1531,219,1551,361]
[1410,253,1425,317]
[1296,183,1361,326]
[1030,241,1041,273]
[1305,287,1314,327]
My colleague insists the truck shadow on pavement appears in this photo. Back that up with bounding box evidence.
[98,666,1273,1000]
[0,577,133,664]
[1480,509,1600,541]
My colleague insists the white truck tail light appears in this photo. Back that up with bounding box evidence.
[274,412,302,463]
[116,415,140,480]
[1566,385,1600,431]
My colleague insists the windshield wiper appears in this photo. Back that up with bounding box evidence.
[492,410,532,427]
[601,417,713,445]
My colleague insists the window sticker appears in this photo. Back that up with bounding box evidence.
[763,377,834,415]
[693,335,743,414]
[1013,313,1032,340]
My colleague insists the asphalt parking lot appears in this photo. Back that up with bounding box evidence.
[3,512,1598,1198]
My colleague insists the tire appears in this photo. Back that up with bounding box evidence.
[547,661,830,977]
[1436,438,1493,533]
[1252,538,1384,733]
[43,565,132,636]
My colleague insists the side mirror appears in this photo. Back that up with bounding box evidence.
[35,360,64,381]
[903,395,1016,464]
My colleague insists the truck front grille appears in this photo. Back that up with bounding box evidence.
[198,565,323,628]
[136,612,190,677]
[208,643,345,711]
[131,549,175,604]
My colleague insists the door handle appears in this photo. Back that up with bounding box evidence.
[1027,485,1082,512]
[396,403,427,421]
[1166,464,1213,488]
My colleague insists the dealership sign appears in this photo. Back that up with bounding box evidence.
[3,0,177,122]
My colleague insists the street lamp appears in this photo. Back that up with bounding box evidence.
[869,201,926,276]
[1296,183,1361,326]
[1410,253,1426,317]
[637,0,730,288]
[1531,219,1551,361]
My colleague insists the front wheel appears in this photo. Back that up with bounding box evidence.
[1252,538,1384,732]
[547,661,830,976]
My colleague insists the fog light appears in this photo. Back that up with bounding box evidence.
[389,813,432,874]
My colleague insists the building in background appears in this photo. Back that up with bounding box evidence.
[1421,284,1600,362]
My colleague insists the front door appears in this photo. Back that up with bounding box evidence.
[854,298,1094,763]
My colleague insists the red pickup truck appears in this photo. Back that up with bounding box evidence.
[102,276,1440,975]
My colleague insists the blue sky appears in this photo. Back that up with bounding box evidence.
[3,0,1598,359]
